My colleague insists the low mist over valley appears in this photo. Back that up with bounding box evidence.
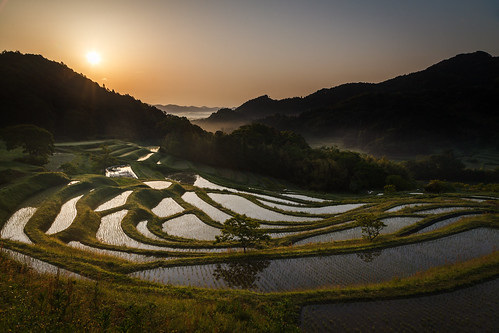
[194,51,499,158]
[153,104,223,120]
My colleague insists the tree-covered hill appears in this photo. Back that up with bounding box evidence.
[0,51,167,141]
[3,51,496,192]
[196,51,499,155]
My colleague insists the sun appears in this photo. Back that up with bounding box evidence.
[86,51,101,65]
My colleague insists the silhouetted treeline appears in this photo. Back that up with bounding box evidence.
[405,151,499,183]
[0,51,166,141]
[160,123,412,192]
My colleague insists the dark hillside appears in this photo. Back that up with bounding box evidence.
[197,51,499,155]
[0,51,166,140]
[282,52,499,154]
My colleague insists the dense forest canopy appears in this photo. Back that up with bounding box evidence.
[160,123,413,192]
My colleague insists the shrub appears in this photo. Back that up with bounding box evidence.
[384,184,396,194]
[385,174,413,191]
[0,124,55,165]
[424,179,455,193]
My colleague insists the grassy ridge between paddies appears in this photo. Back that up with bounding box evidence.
[1,139,499,331]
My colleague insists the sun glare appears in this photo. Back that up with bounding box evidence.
[86,51,101,65]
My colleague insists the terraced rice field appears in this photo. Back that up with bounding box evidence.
[1,171,492,284]
[385,203,430,212]
[95,190,133,211]
[207,193,320,222]
[151,198,184,217]
[1,141,498,331]
[144,180,172,190]
[131,228,499,291]
[46,194,84,234]
[258,200,365,215]
[1,207,37,243]
[1,248,88,279]
[162,214,222,240]
[181,192,231,222]
[415,213,481,234]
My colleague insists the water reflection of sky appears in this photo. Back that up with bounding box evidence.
[130,228,499,292]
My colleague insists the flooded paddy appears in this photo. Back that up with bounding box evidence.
[258,200,365,215]
[130,228,499,292]
[95,190,133,212]
[294,217,421,245]
[68,241,162,263]
[1,207,37,244]
[2,145,497,332]
[207,193,320,222]
[144,180,172,190]
[386,203,430,212]
[136,220,164,241]
[379,216,422,233]
[46,194,84,234]
[181,192,231,223]
[294,226,362,245]
[281,193,325,202]
[193,175,232,191]
[162,214,222,241]
[137,153,154,161]
[96,210,170,251]
[151,198,184,217]
[415,214,482,234]
[1,248,88,280]
[301,278,499,332]
[193,175,300,205]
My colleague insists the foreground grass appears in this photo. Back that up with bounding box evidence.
[2,244,498,332]
[0,252,299,332]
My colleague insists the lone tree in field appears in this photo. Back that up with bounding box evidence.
[356,213,386,241]
[0,124,54,165]
[215,214,270,253]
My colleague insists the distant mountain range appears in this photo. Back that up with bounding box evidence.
[153,104,223,120]
[194,51,499,155]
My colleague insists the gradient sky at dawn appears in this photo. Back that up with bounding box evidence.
[1,0,498,107]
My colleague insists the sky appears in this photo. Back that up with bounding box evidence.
[1,0,498,107]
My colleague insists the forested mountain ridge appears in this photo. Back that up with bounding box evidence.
[0,51,169,140]
[196,51,499,155]
[2,51,497,191]
[0,51,412,192]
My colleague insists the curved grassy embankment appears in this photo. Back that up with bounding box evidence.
[1,140,498,332]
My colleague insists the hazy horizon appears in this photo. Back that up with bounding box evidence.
[1,0,498,107]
